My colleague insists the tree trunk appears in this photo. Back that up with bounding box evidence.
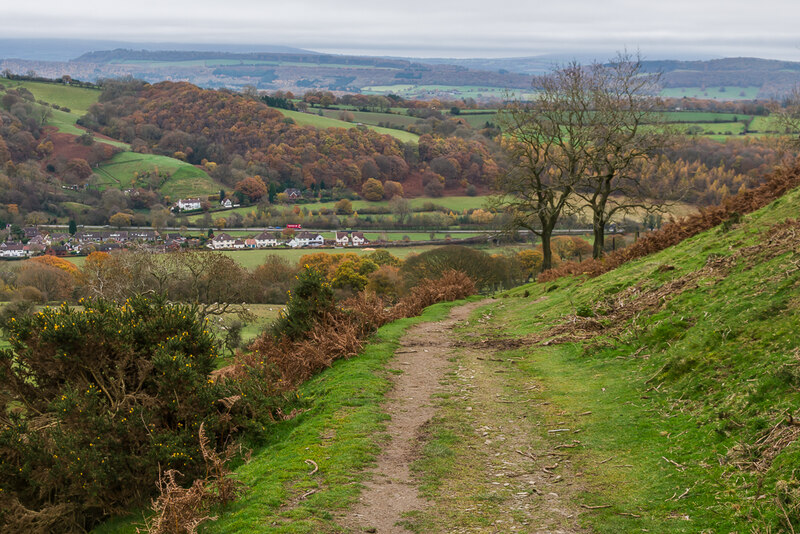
[541,229,554,271]
[592,215,605,259]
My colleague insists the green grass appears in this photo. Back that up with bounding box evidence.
[316,109,420,128]
[409,184,800,531]
[681,121,747,135]
[94,152,221,197]
[185,195,490,223]
[93,300,467,533]
[1,79,101,115]
[278,109,420,143]
[660,86,762,100]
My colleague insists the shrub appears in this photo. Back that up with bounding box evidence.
[391,270,476,319]
[0,296,245,532]
[401,245,520,291]
[269,267,334,341]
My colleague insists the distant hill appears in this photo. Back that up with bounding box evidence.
[3,41,800,100]
[0,39,312,62]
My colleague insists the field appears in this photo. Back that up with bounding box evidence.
[278,109,420,143]
[361,84,521,100]
[187,195,491,223]
[0,80,128,148]
[660,86,762,100]
[94,152,221,197]
[315,108,420,128]
[1,79,101,115]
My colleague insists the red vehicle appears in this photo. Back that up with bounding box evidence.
[286,224,302,229]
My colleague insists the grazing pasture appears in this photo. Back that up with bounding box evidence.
[94,152,221,197]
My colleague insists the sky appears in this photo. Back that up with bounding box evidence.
[2,0,799,60]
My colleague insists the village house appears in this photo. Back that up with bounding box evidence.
[175,198,203,211]
[288,231,324,248]
[0,243,32,258]
[220,198,233,208]
[244,238,257,249]
[350,232,369,247]
[129,230,158,241]
[254,231,280,248]
[284,188,301,201]
[232,239,246,249]
[207,233,236,250]
[334,231,350,247]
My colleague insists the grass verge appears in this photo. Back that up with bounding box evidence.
[93,299,466,533]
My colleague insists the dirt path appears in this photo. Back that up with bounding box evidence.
[340,300,488,533]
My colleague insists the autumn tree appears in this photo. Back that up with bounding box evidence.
[335,198,354,215]
[235,176,268,202]
[109,211,132,228]
[361,178,384,201]
[383,180,404,199]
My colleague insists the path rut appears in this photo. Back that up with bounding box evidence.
[339,300,487,533]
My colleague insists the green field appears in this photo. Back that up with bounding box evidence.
[1,79,101,115]
[362,84,525,100]
[94,152,221,197]
[660,86,761,100]
[680,121,747,135]
[186,195,491,223]
[315,109,420,128]
[279,109,419,143]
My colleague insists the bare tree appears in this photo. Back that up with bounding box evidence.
[494,54,679,267]
[577,53,677,258]
[493,62,596,271]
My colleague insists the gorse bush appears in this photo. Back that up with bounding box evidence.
[269,266,334,341]
[0,296,247,532]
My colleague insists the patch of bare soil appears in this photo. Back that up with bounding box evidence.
[339,301,487,533]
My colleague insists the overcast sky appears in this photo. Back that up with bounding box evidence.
[3,0,799,60]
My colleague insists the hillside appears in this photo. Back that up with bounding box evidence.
[122,164,800,532]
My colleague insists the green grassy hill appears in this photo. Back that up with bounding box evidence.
[94,152,222,198]
[421,180,800,531]
[279,109,420,143]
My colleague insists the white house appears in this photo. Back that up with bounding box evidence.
[288,231,324,248]
[0,243,31,258]
[176,198,202,211]
[351,232,369,247]
[254,231,280,248]
[208,233,235,249]
[232,239,246,249]
[334,232,350,247]
[220,198,233,208]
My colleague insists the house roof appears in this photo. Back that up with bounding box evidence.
[255,231,276,240]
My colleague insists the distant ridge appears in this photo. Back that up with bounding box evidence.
[0,39,312,62]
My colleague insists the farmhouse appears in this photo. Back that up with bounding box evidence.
[175,198,202,211]
[220,198,233,208]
